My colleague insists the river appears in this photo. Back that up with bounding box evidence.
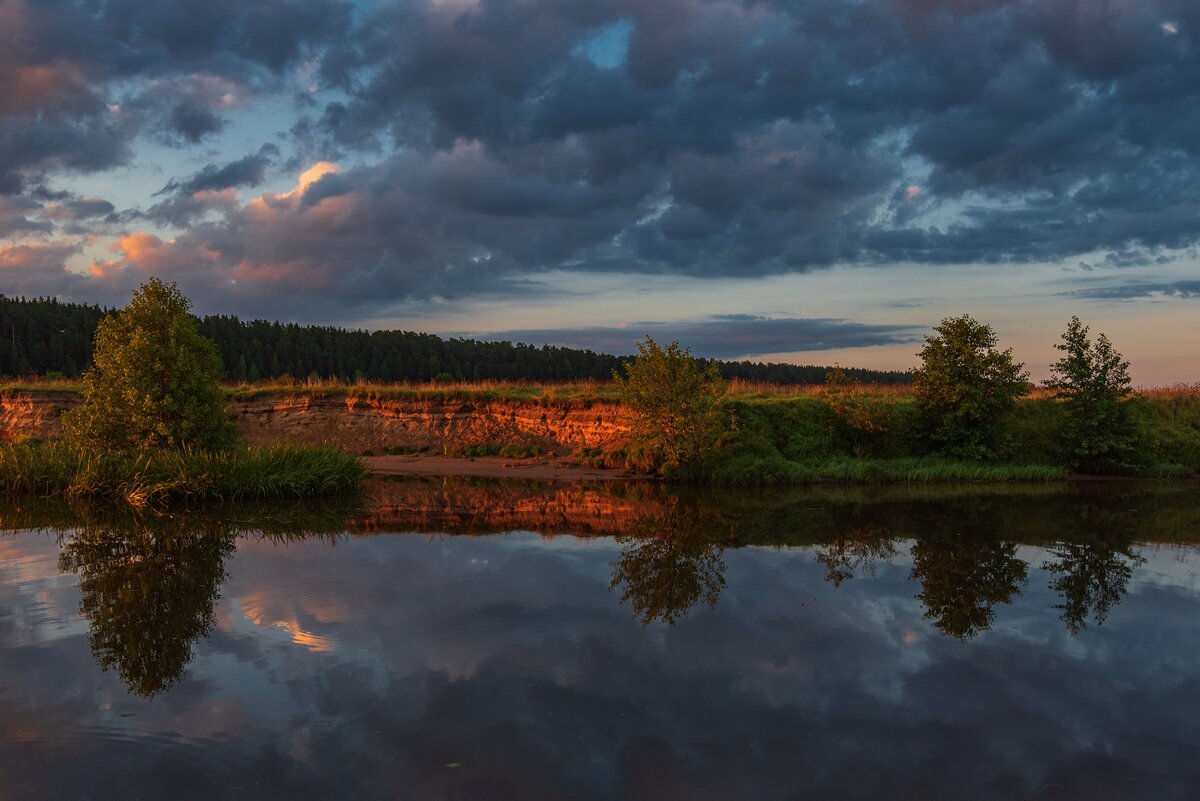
[1,479,1197,799]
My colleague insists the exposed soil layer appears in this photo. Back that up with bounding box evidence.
[0,390,632,456]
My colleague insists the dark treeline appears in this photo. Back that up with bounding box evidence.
[0,295,911,384]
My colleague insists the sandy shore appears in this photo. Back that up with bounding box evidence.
[361,454,642,481]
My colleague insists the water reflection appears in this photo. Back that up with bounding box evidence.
[815,525,897,587]
[0,480,1192,703]
[609,501,731,625]
[910,530,1029,640]
[3,497,355,697]
[58,513,236,697]
[1,483,1199,799]
[1044,532,1145,635]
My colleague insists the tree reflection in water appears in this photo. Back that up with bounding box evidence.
[909,531,1028,640]
[609,501,732,625]
[45,501,352,698]
[815,525,897,588]
[1043,532,1144,635]
[58,513,237,698]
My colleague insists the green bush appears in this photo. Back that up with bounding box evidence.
[613,337,730,472]
[1045,316,1142,474]
[912,315,1029,459]
[820,368,892,456]
[64,279,236,452]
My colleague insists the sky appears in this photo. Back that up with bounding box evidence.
[1,0,1197,383]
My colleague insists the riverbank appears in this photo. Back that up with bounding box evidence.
[3,381,1198,484]
[362,454,641,481]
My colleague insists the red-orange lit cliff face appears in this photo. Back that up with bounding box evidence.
[0,390,632,455]
[232,394,631,454]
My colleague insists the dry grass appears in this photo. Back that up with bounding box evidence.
[1135,383,1200,401]
[0,377,84,393]
[725,380,916,401]
[224,376,621,403]
[6,374,1199,404]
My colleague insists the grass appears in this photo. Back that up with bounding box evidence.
[223,377,620,404]
[0,440,364,508]
[686,454,1068,486]
[454,442,547,458]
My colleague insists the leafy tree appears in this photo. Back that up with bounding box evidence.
[912,315,1029,458]
[1045,316,1140,473]
[64,279,236,451]
[613,337,730,471]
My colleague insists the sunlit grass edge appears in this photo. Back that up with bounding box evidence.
[679,455,1069,486]
[0,441,364,507]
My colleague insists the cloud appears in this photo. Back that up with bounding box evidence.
[39,197,116,222]
[161,145,280,197]
[468,315,920,359]
[167,99,225,143]
[144,145,281,226]
[286,0,1200,269]
[1067,280,1200,301]
[5,0,1200,316]
[0,242,88,297]
[0,196,52,237]
[0,0,353,187]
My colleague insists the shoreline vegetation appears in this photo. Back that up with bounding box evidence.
[2,378,1196,487]
[0,440,364,508]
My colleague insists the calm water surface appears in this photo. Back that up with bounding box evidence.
[1,481,1198,800]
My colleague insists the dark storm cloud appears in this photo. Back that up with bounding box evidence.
[166,99,225,143]
[7,0,1200,315]
[143,145,281,226]
[1067,280,1200,301]
[473,315,919,358]
[169,0,1198,310]
[0,0,353,187]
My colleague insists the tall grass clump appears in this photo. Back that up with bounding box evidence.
[0,440,363,508]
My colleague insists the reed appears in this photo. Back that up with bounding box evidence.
[0,440,364,508]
